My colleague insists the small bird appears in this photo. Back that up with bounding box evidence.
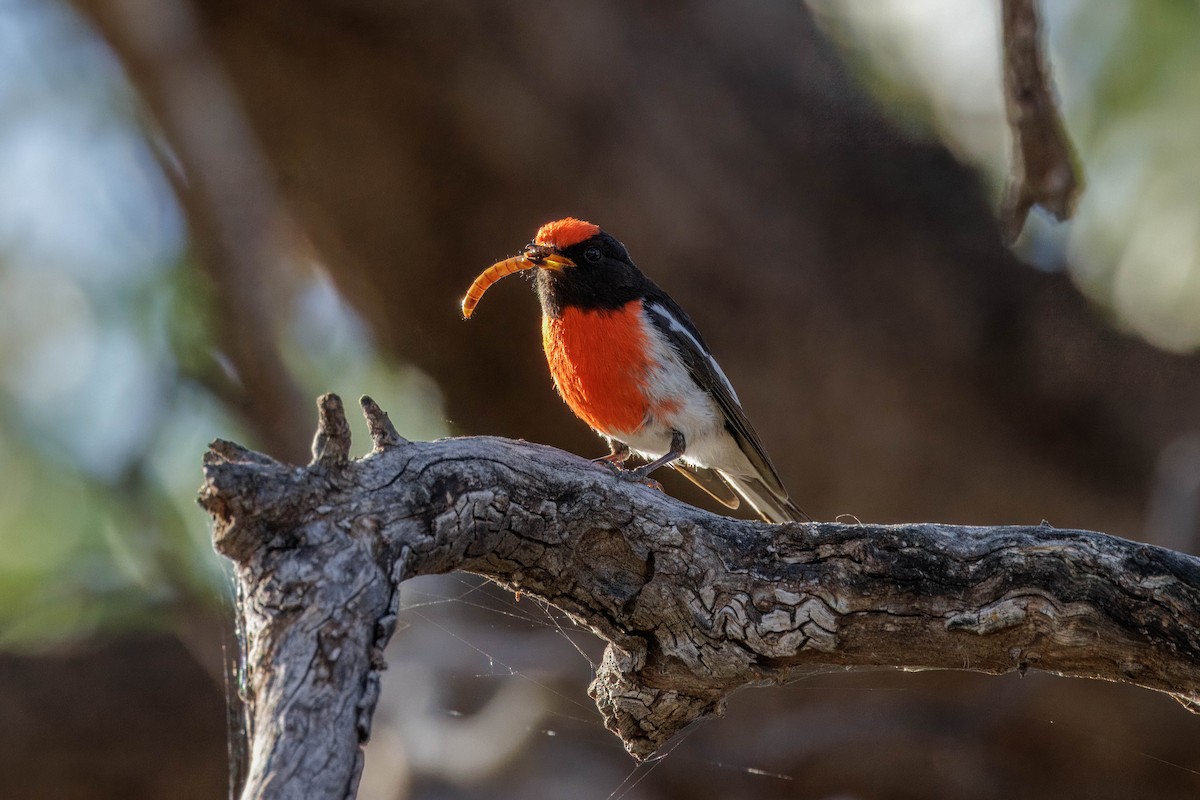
[462,217,806,523]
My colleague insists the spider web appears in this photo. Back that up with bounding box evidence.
[356,573,1200,800]
[359,573,802,800]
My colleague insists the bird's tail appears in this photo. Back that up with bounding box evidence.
[720,473,810,524]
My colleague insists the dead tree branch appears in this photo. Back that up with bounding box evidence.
[199,394,1200,798]
[1000,0,1083,242]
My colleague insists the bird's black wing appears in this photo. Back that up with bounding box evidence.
[642,293,788,499]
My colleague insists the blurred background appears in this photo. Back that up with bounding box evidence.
[2,0,1199,797]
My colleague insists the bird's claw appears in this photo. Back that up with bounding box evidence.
[616,467,664,493]
[592,457,625,476]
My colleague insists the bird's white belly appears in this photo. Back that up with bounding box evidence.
[612,331,755,476]
[621,417,753,476]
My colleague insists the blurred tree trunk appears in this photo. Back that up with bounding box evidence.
[71,1,1200,798]
[0,635,228,799]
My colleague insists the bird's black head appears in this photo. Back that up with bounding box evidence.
[527,218,648,318]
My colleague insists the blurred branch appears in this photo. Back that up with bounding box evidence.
[199,394,1200,795]
[77,0,311,464]
[999,0,1083,242]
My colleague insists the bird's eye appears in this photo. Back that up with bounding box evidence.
[584,247,602,263]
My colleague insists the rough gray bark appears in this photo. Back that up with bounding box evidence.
[199,395,1200,797]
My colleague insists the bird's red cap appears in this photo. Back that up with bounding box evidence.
[535,218,600,250]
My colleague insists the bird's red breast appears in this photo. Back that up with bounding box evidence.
[542,300,654,436]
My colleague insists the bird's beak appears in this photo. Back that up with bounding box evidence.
[461,250,576,319]
[532,252,575,271]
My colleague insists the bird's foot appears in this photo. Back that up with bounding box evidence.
[593,439,631,464]
[619,470,667,494]
[592,440,632,475]
[592,457,625,477]
[591,453,624,464]
[616,465,665,493]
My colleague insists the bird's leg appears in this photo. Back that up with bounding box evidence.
[592,438,632,466]
[622,430,686,485]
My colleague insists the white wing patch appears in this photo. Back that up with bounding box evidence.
[647,302,740,403]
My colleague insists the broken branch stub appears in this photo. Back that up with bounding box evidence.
[200,393,1200,796]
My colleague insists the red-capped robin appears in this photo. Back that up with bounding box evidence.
[462,217,807,523]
